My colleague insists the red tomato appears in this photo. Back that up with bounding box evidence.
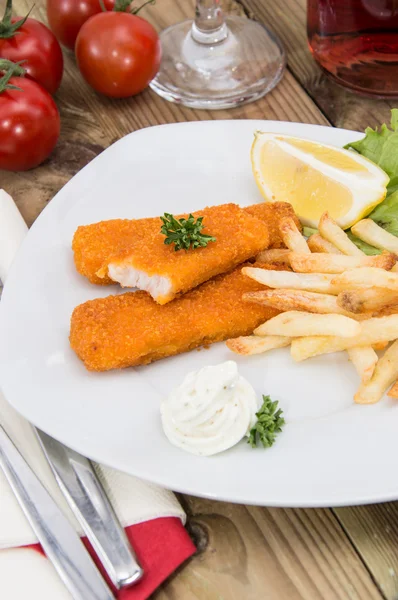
[47,0,116,50]
[75,12,161,98]
[0,77,60,171]
[0,18,64,95]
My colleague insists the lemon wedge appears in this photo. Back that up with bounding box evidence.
[251,132,389,229]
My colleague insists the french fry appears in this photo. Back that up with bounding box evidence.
[336,290,362,314]
[307,224,361,393]
[256,249,291,265]
[337,288,398,314]
[332,267,398,290]
[351,219,398,254]
[347,346,378,383]
[226,335,291,355]
[255,311,361,338]
[290,315,398,362]
[373,341,389,351]
[307,234,342,254]
[376,305,398,316]
[289,252,396,274]
[387,380,398,398]
[240,209,398,406]
[354,340,398,404]
[244,289,353,315]
[242,267,339,294]
[279,217,310,254]
[350,219,398,273]
[318,211,364,256]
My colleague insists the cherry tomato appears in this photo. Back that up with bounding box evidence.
[47,0,116,50]
[76,12,161,98]
[0,17,63,95]
[0,76,60,171]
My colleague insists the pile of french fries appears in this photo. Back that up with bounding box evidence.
[227,211,398,405]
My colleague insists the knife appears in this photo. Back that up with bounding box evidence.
[36,429,144,589]
[0,424,114,600]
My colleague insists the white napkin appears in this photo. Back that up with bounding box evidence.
[0,190,28,283]
[0,188,185,552]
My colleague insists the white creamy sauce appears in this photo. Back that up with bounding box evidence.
[160,361,260,456]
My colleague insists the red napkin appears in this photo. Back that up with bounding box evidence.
[30,517,195,599]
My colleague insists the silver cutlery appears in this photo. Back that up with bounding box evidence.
[0,424,114,600]
[36,429,144,589]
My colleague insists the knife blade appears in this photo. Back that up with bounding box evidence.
[36,429,144,589]
[0,424,114,600]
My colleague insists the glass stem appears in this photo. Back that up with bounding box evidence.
[191,0,228,45]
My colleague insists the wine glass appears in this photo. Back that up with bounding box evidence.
[149,0,286,109]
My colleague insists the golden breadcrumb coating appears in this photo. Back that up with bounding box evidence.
[72,218,153,285]
[72,202,298,288]
[96,203,270,304]
[244,202,301,248]
[70,263,280,371]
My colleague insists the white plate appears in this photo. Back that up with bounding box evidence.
[1,120,397,508]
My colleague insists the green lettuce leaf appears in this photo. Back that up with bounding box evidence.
[345,108,398,188]
[346,231,381,255]
[367,189,398,237]
[342,109,398,254]
[302,226,318,238]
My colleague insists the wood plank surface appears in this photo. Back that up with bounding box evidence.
[3,0,397,598]
[335,503,398,600]
[154,498,383,600]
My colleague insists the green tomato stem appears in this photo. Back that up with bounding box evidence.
[113,0,132,11]
[2,0,12,27]
[112,0,155,14]
[130,0,155,14]
[0,60,26,93]
[0,0,33,39]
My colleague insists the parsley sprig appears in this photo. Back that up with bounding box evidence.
[248,395,285,448]
[160,213,216,251]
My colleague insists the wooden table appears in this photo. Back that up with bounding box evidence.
[6,0,398,597]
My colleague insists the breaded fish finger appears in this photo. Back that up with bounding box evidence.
[244,201,302,248]
[70,263,280,371]
[72,202,299,296]
[95,204,270,304]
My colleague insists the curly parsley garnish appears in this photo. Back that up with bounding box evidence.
[160,213,216,251]
[248,395,285,448]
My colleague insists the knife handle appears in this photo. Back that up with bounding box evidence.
[0,426,114,600]
[36,432,143,589]
[69,457,144,588]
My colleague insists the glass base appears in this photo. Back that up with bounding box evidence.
[150,16,286,110]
